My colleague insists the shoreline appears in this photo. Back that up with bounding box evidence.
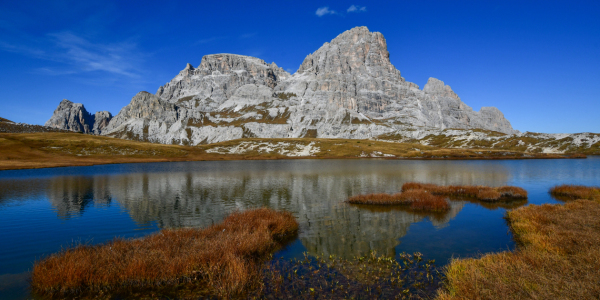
[0,132,586,171]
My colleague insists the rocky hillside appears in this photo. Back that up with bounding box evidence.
[1,116,69,134]
[43,26,598,154]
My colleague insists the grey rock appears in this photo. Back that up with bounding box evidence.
[45,99,95,133]
[92,111,112,135]
[45,100,113,134]
[156,54,290,106]
[55,26,541,148]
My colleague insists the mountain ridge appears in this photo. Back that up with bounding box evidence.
[46,26,548,149]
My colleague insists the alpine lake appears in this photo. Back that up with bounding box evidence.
[1,157,599,299]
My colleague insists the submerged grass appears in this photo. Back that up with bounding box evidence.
[437,186,600,300]
[261,251,442,299]
[346,190,450,212]
[31,208,298,299]
[402,182,527,201]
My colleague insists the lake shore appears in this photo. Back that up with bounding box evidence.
[0,132,584,171]
[437,186,600,299]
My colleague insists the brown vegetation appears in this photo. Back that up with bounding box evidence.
[402,182,527,201]
[550,184,600,201]
[346,190,450,212]
[31,208,298,298]
[437,190,600,300]
[0,132,578,171]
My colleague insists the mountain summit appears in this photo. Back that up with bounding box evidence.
[46,26,516,145]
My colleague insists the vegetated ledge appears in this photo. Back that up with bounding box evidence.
[549,184,600,201]
[436,186,600,300]
[402,182,528,201]
[346,190,450,212]
[31,208,298,299]
[0,132,585,171]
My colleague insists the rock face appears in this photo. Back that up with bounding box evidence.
[48,26,520,145]
[45,99,112,134]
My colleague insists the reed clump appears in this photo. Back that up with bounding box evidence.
[436,187,600,300]
[346,190,450,212]
[402,182,527,201]
[31,208,298,298]
[550,184,600,201]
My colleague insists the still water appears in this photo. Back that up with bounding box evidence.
[1,157,599,299]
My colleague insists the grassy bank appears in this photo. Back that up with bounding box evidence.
[31,208,298,298]
[402,182,527,201]
[437,186,600,299]
[347,190,450,212]
[0,132,581,171]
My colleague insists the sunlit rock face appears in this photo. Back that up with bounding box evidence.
[45,99,112,134]
[47,26,518,145]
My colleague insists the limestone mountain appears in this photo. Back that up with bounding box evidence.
[45,99,112,134]
[47,26,518,145]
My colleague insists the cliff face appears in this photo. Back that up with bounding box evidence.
[47,26,518,145]
[45,100,112,134]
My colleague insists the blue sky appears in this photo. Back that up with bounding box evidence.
[0,0,598,133]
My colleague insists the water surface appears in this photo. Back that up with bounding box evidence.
[1,157,599,299]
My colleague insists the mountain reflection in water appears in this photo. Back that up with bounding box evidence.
[28,160,511,258]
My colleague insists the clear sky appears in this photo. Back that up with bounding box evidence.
[0,0,598,133]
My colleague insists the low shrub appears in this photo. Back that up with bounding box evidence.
[31,208,298,298]
[402,182,527,201]
[346,190,450,212]
[550,184,600,201]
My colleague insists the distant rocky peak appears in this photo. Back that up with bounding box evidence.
[199,54,269,73]
[45,99,112,134]
[423,78,459,100]
[297,26,398,78]
[156,53,291,104]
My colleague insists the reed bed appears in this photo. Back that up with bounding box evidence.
[346,190,450,212]
[31,208,298,298]
[402,182,527,201]
[550,184,600,201]
[437,196,600,300]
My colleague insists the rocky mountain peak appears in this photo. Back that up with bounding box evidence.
[297,26,397,79]
[45,99,112,134]
[423,78,459,100]
[48,26,518,145]
[155,54,291,104]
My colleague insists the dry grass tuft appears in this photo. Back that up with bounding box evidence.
[31,208,298,298]
[550,184,600,201]
[402,182,527,201]
[346,190,450,212]
[436,187,600,300]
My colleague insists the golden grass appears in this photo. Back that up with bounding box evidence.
[346,190,450,212]
[550,184,600,201]
[402,182,528,201]
[437,187,600,300]
[0,132,576,171]
[31,208,298,298]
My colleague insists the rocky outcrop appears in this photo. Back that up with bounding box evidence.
[49,26,526,146]
[45,100,95,133]
[92,111,112,135]
[156,54,290,106]
[45,100,112,134]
